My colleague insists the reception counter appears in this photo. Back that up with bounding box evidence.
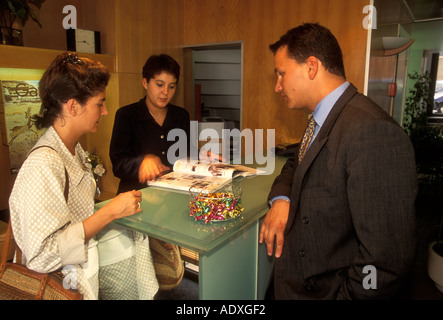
[95,156,286,299]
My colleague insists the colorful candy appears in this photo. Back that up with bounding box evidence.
[189,191,244,223]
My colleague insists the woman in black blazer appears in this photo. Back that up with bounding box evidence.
[110,54,191,194]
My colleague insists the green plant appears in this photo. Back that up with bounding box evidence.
[403,72,443,247]
[404,72,443,183]
[0,0,44,29]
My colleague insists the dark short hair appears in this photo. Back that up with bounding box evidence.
[142,54,180,82]
[34,52,110,129]
[269,23,346,78]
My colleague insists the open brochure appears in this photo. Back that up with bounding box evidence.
[147,159,262,193]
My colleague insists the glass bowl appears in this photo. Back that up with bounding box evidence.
[189,184,243,223]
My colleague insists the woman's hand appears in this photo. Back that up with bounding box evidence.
[138,154,170,183]
[83,190,143,242]
[108,190,143,219]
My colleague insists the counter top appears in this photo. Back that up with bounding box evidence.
[95,156,286,253]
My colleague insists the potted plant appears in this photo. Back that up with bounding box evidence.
[403,71,443,293]
[0,0,44,46]
[428,214,443,293]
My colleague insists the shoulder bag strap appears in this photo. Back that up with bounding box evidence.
[29,145,70,201]
[1,146,69,267]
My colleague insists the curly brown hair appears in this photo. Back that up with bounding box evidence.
[33,52,110,129]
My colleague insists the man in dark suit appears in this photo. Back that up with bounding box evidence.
[259,23,417,299]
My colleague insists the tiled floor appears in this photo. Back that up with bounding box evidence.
[154,267,199,300]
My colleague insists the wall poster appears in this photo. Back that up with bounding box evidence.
[0,80,46,173]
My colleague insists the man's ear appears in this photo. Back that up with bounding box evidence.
[306,56,319,80]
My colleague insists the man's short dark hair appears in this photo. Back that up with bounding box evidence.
[269,23,346,78]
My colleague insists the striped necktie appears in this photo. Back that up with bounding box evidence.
[298,115,316,163]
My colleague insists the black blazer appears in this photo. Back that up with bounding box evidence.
[268,84,418,299]
[109,98,190,194]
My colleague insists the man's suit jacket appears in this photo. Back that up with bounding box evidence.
[268,84,418,299]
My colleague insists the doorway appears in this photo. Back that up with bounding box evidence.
[185,42,243,130]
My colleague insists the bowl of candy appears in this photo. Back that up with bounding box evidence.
[189,185,243,223]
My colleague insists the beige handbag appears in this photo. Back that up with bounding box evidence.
[149,237,184,290]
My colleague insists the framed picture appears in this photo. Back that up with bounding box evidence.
[0,80,47,173]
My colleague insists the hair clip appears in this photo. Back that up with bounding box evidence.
[63,53,84,65]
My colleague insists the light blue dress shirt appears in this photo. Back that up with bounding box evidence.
[270,81,350,206]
